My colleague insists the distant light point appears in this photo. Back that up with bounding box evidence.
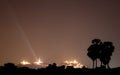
[20,60,31,65]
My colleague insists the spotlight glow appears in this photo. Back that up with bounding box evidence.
[34,58,43,65]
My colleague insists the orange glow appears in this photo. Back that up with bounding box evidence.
[64,59,84,68]
[34,58,43,65]
[20,60,31,65]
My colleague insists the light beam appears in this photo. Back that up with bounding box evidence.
[7,0,38,60]
[17,24,38,60]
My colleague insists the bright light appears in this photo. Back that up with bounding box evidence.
[64,59,84,68]
[34,58,43,65]
[20,60,31,65]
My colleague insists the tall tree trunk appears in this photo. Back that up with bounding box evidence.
[96,59,97,68]
[93,60,94,69]
[100,61,103,67]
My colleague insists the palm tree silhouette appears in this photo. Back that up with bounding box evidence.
[100,41,115,68]
[87,39,102,68]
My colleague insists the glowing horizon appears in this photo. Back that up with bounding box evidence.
[34,58,43,65]
[20,60,31,65]
[19,58,85,68]
[64,59,84,68]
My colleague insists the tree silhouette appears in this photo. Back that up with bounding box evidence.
[47,63,57,69]
[4,63,17,70]
[100,41,115,68]
[87,39,102,68]
[87,39,115,69]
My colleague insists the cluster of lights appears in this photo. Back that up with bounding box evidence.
[64,59,84,68]
[20,58,85,68]
[34,58,43,65]
[20,60,31,65]
[20,58,43,65]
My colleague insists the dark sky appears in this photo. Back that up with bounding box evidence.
[0,0,120,68]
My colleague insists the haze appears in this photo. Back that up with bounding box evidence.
[0,0,120,68]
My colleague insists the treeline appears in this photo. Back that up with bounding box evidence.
[0,63,120,75]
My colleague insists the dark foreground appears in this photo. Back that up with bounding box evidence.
[0,63,120,75]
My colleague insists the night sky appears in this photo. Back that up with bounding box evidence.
[0,0,120,68]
